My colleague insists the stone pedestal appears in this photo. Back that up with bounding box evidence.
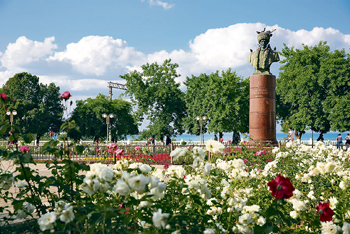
[249,74,278,145]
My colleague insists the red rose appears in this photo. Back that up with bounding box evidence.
[164,164,169,169]
[0,93,7,101]
[316,202,334,222]
[61,91,72,100]
[267,174,295,199]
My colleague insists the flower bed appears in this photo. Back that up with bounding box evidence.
[1,139,350,233]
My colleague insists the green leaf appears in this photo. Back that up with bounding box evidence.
[0,124,10,135]
[22,133,34,144]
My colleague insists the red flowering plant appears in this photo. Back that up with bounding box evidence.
[0,93,7,101]
[267,174,295,199]
[60,91,72,100]
[316,202,334,222]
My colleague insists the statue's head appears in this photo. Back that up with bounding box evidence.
[256,28,275,48]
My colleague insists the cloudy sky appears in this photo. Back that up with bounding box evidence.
[1,0,350,134]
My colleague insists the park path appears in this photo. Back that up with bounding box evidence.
[0,160,165,224]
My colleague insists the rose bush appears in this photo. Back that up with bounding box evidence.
[0,131,350,233]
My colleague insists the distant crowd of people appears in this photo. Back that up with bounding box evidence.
[335,133,350,150]
[288,128,350,150]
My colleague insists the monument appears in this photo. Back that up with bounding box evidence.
[248,28,279,145]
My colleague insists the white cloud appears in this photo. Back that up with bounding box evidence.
[142,0,174,10]
[39,75,109,91]
[1,23,350,94]
[0,36,57,71]
[48,36,145,76]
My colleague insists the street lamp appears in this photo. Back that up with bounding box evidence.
[6,110,17,127]
[196,116,207,145]
[102,113,114,142]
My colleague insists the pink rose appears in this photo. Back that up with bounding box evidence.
[135,146,141,151]
[0,93,7,101]
[219,138,224,142]
[61,91,72,100]
[244,158,248,164]
[20,145,29,153]
[115,149,124,157]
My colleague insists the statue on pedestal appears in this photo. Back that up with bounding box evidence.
[248,28,280,75]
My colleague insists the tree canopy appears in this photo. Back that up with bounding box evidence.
[0,72,63,140]
[184,69,249,142]
[120,59,186,140]
[70,94,138,141]
[277,41,350,139]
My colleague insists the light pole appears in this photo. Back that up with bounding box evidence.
[196,116,207,145]
[6,110,17,129]
[102,113,114,142]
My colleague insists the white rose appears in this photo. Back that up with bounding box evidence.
[128,174,150,193]
[193,147,205,159]
[203,162,212,177]
[290,211,298,219]
[257,216,266,226]
[340,181,347,190]
[203,228,215,234]
[113,179,131,196]
[38,212,56,231]
[342,222,350,233]
[139,164,152,173]
[170,148,188,162]
[98,166,114,182]
[238,213,252,225]
[17,209,27,219]
[23,202,35,214]
[152,209,169,229]
[59,205,75,223]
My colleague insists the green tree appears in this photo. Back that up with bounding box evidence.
[70,94,138,141]
[277,41,350,139]
[0,72,63,142]
[184,69,249,142]
[120,59,186,140]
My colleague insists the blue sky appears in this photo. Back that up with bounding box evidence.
[1,0,350,133]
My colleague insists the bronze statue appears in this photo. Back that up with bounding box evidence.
[248,28,280,75]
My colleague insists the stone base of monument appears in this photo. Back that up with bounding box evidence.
[249,74,278,146]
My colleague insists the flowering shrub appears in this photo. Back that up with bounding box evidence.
[60,91,72,100]
[1,136,350,233]
[0,93,7,101]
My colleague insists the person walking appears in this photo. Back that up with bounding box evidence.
[336,134,343,150]
[346,134,350,150]
[317,133,324,142]
[166,135,171,146]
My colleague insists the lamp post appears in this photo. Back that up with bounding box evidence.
[102,113,114,142]
[6,110,17,129]
[196,116,207,145]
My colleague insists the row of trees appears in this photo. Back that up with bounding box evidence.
[0,73,63,142]
[276,41,350,139]
[1,41,350,141]
[121,60,249,142]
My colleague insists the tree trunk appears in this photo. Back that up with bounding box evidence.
[36,135,41,145]
[232,131,240,144]
[219,132,223,139]
[295,131,303,140]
